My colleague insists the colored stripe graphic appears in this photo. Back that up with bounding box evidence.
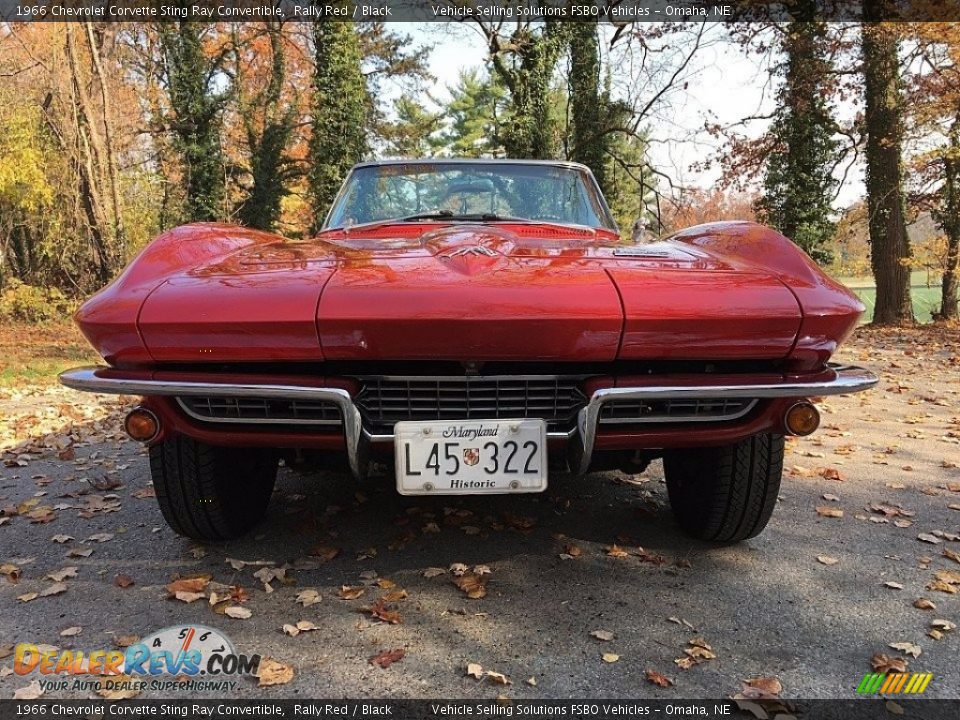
[892,673,909,693]
[859,672,933,695]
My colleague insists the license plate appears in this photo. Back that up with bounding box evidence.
[395,419,547,495]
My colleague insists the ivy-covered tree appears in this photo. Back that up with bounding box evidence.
[476,21,570,158]
[235,22,298,231]
[568,22,606,189]
[755,6,839,265]
[308,21,368,233]
[158,22,230,223]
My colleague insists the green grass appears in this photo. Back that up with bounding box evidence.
[0,321,98,387]
[836,271,943,324]
[849,285,942,324]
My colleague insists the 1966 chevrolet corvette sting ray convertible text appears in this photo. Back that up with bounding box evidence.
[60,160,877,543]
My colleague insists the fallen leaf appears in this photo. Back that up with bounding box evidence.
[884,581,904,590]
[466,663,484,679]
[943,548,960,565]
[927,580,957,594]
[889,642,921,658]
[934,568,960,584]
[51,535,74,544]
[67,548,93,558]
[816,506,844,518]
[224,606,252,619]
[295,589,321,607]
[739,676,783,700]
[13,681,43,699]
[817,555,839,566]
[95,674,140,700]
[114,574,134,588]
[602,653,620,663]
[174,591,205,603]
[930,619,955,632]
[39,583,67,597]
[0,563,20,582]
[59,627,82,637]
[282,620,319,637]
[590,630,615,642]
[87,533,114,543]
[913,598,936,610]
[382,589,408,603]
[821,467,844,481]
[423,567,446,578]
[114,635,139,648]
[526,677,537,687]
[606,544,630,558]
[256,657,294,687]
[364,600,401,624]
[645,669,673,687]
[485,670,511,685]
[871,652,908,673]
[369,648,405,669]
[165,576,210,595]
[338,585,365,600]
[17,592,38,603]
[45,567,77,582]
[453,572,487,599]
[918,533,942,545]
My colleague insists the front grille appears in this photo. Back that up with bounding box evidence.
[176,396,342,425]
[599,398,757,424]
[355,376,587,434]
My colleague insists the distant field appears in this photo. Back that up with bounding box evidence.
[836,270,942,324]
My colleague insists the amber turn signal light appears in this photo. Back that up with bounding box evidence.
[124,408,159,442]
[784,402,820,436]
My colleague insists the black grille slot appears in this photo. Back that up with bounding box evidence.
[177,396,342,425]
[599,397,757,424]
[355,377,587,433]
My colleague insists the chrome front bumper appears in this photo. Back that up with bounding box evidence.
[59,364,878,478]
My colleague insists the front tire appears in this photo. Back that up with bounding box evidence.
[149,435,278,542]
[663,433,784,543]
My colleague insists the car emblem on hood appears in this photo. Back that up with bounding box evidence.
[440,246,498,258]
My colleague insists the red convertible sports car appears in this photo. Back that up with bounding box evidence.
[60,159,877,543]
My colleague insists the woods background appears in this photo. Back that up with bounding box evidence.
[0,9,958,326]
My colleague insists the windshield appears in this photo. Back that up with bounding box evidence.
[323,162,615,231]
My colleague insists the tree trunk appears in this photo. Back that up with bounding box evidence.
[936,119,960,320]
[83,23,125,261]
[569,23,605,188]
[861,17,914,325]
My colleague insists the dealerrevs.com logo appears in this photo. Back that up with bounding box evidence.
[14,625,260,693]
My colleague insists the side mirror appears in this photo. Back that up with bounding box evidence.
[631,217,656,244]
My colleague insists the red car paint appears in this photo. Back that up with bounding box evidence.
[73,217,864,453]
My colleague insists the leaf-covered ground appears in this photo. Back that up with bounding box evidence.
[0,326,957,700]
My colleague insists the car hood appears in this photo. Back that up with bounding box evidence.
[135,223,803,363]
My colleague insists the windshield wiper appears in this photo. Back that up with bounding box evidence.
[402,212,530,223]
[401,211,455,221]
